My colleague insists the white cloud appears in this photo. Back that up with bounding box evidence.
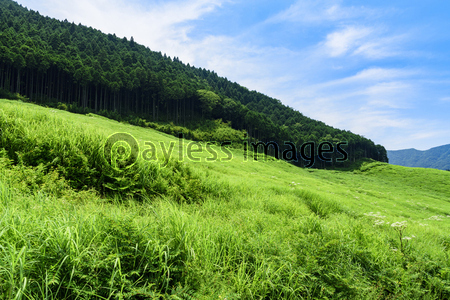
[306,67,418,93]
[353,34,407,59]
[266,0,374,24]
[351,67,413,81]
[363,81,414,109]
[325,26,372,57]
[322,26,408,59]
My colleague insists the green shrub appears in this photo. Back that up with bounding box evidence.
[0,88,29,101]
[56,102,67,111]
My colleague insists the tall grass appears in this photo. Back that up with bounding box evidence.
[0,99,449,299]
[0,102,230,204]
[1,164,450,298]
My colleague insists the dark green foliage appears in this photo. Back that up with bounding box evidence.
[0,0,387,167]
[0,87,27,101]
[197,89,220,118]
[127,117,246,146]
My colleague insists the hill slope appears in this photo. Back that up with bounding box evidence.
[0,0,388,167]
[0,99,449,299]
[388,144,450,170]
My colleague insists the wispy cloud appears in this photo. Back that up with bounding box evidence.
[305,67,419,91]
[266,1,409,60]
[266,0,376,24]
[364,81,414,108]
[353,34,407,59]
[324,26,372,57]
[322,26,408,59]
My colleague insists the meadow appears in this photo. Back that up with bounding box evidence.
[0,99,449,299]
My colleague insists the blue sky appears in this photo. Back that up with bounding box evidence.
[17,0,450,150]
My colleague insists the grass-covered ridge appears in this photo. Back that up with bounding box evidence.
[0,99,449,299]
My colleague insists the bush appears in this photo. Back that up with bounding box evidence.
[56,102,68,111]
[0,88,28,101]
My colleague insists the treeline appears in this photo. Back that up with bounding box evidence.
[0,0,388,167]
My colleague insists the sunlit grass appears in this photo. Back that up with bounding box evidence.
[0,99,449,299]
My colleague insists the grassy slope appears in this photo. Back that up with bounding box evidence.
[0,99,449,299]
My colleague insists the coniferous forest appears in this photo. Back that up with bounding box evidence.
[0,0,388,168]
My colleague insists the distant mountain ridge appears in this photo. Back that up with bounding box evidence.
[388,144,450,170]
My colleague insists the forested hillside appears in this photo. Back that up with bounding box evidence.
[0,0,388,167]
[388,144,450,170]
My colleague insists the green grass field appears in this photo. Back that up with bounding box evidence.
[0,99,449,299]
